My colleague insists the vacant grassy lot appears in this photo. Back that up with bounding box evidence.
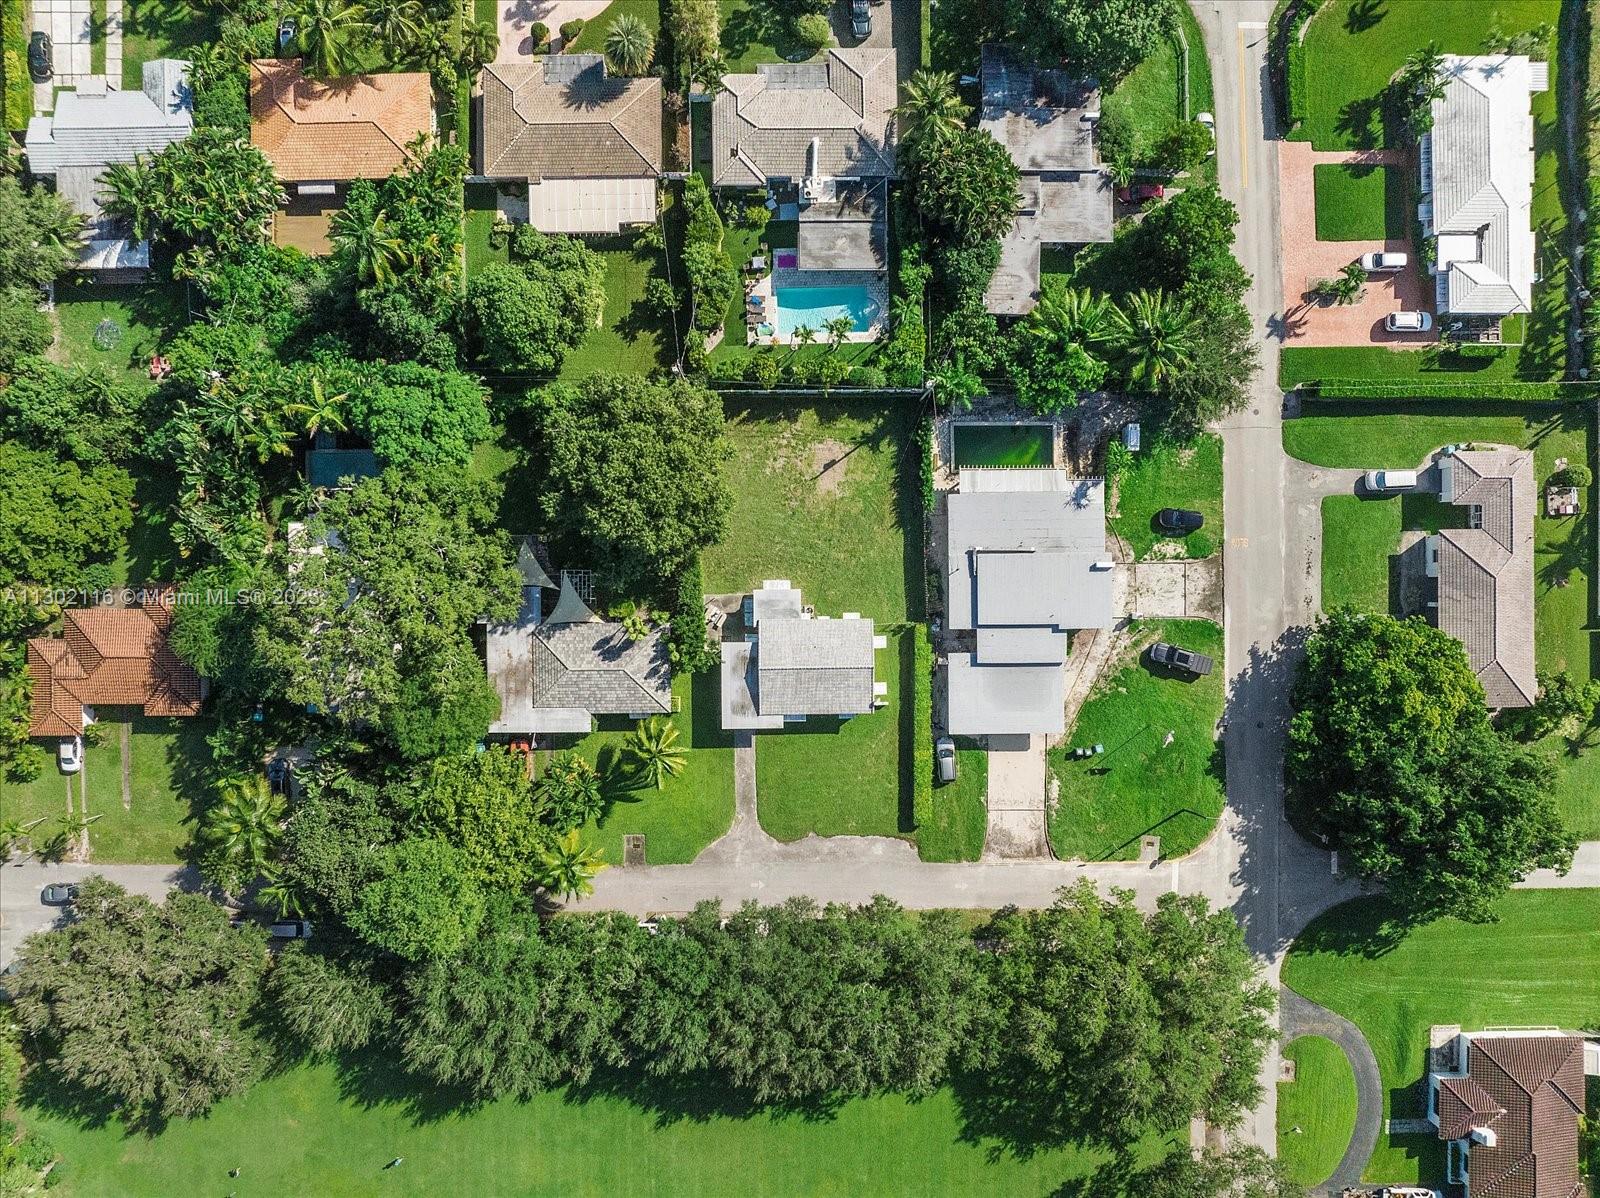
[704,398,921,623]
[918,737,988,862]
[1102,5,1216,160]
[0,714,211,863]
[1293,0,1557,150]
[1048,619,1225,862]
[1312,163,1405,241]
[23,1052,1142,1197]
[462,182,511,277]
[1282,890,1600,1184]
[1277,1036,1358,1188]
[1110,434,1222,561]
[557,234,674,381]
[756,625,914,842]
[544,672,735,867]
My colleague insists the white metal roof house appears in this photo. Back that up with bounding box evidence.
[25,60,194,274]
[1420,54,1548,318]
[944,469,1115,736]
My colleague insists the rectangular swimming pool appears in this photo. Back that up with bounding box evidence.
[952,422,1056,468]
[774,285,881,337]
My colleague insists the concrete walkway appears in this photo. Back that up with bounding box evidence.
[1279,987,1384,1195]
[982,734,1050,859]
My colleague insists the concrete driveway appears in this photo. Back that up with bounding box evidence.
[491,0,610,59]
[0,860,197,968]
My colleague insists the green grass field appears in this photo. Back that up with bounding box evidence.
[0,714,211,863]
[22,1052,1147,1197]
[544,673,735,867]
[704,398,922,624]
[1280,342,1566,386]
[1110,434,1223,561]
[918,737,988,862]
[1277,1036,1358,1188]
[1319,495,1398,614]
[52,280,186,383]
[118,0,222,88]
[1101,6,1215,179]
[1312,163,1405,241]
[556,234,674,381]
[1048,619,1226,862]
[756,625,914,842]
[564,0,662,53]
[1293,0,1557,150]
[1282,889,1600,1184]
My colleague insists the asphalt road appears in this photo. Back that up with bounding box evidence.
[0,861,196,969]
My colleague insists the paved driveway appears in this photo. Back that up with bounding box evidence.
[0,860,197,969]
[491,0,610,60]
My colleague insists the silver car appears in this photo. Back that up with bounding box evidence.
[935,737,957,784]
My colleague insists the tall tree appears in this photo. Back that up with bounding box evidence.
[8,877,271,1127]
[1112,289,1197,389]
[349,837,486,961]
[404,746,547,888]
[0,441,133,584]
[906,127,1020,247]
[895,70,970,157]
[536,752,607,832]
[667,0,719,67]
[330,206,409,287]
[1010,0,1177,85]
[1144,1146,1305,1198]
[535,829,606,901]
[366,0,424,57]
[604,12,655,75]
[197,775,286,895]
[0,176,84,288]
[269,944,393,1057]
[294,0,368,77]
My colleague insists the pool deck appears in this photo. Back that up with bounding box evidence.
[742,269,888,347]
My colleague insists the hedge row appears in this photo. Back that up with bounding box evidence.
[2,0,29,134]
[910,625,934,843]
[1302,379,1600,401]
[1286,42,1308,127]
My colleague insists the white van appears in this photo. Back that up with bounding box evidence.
[1362,469,1418,493]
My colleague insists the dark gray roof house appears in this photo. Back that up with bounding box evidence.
[796,177,888,272]
[978,45,1113,316]
[945,469,1114,736]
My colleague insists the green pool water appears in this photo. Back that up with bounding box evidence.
[953,422,1055,468]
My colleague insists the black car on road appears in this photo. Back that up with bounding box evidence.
[1147,641,1214,677]
[28,31,51,81]
[1155,507,1204,534]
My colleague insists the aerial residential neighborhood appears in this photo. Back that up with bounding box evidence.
[0,0,1594,1194]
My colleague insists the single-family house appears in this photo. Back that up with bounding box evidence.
[1424,447,1536,708]
[944,469,1115,736]
[719,581,882,730]
[24,60,193,275]
[979,45,1113,317]
[26,601,203,740]
[1428,1030,1587,1198]
[488,539,672,735]
[479,56,662,234]
[1420,54,1548,319]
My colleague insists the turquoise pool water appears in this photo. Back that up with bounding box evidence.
[774,285,881,337]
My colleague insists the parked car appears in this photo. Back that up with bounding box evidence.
[1386,310,1433,332]
[935,736,957,784]
[266,757,290,795]
[1155,507,1204,534]
[850,0,870,37]
[1147,642,1214,677]
[1360,251,1408,271]
[1116,182,1164,204]
[1378,1189,1442,1198]
[1361,468,1418,493]
[268,919,313,940]
[28,31,51,81]
[40,882,78,906]
[57,736,82,774]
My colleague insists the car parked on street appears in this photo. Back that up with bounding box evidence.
[1155,507,1204,534]
[1360,251,1408,271]
[1361,468,1417,493]
[28,31,51,81]
[40,882,79,906]
[57,736,82,774]
[1377,1188,1442,1198]
[935,736,957,784]
[1386,310,1432,332]
[1147,642,1214,677]
[1116,182,1164,204]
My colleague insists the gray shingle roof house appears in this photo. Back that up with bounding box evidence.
[945,469,1114,735]
[480,56,662,233]
[979,45,1112,317]
[707,48,897,188]
[1427,1031,1586,1198]
[720,582,879,730]
[489,547,672,735]
[1426,447,1536,708]
[25,61,194,272]
[1422,55,1548,317]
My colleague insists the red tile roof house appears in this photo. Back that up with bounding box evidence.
[1427,1030,1589,1198]
[26,603,203,740]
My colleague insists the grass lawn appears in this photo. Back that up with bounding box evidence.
[557,233,674,381]
[118,0,222,88]
[22,1054,1139,1197]
[1293,0,1557,150]
[718,0,815,72]
[704,397,922,623]
[1277,1035,1358,1188]
[51,279,187,382]
[473,0,497,26]
[1109,433,1222,561]
[1282,889,1600,1184]
[567,0,661,54]
[542,672,735,866]
[1048,619,1226,862]
[918,737,988,862]
[1319,495,1401,614]
[0,714,211,863]
[1312,163,1406,241]
[1280,341,1565,387]
[756,625,914,842]
[462,182,511,277]
[1101,5,1215,171]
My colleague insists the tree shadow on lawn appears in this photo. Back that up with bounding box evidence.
[1344,0,1387,35]
[1287,894,1433,961]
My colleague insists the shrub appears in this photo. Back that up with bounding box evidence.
[643,275,680,313]
[707,357,745,381]
[1286,42,1307,126]
[1303,380,1600,401]
[528,21,549,49]
[560,17,586,44]
[750,354,782,387]
[914,414,935,511]
[6,743,43,783]
[911,626,934,828]
[744,204,771,232]
[1551,463,1593,488]
[852,364,887,388]
[1096,102,1138,166]
[792,11,832,51]
[1153,120,1213,174]
[666,558,719,673]
[682,240,739,331]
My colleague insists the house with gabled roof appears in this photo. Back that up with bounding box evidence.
[1425,446,1536,708]
[1428,1030,1587,1198]
[26,601,203,740]
[1421,54,1548,318]
[479,56,662,234]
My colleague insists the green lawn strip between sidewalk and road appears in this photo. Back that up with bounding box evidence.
[1277,1035,1359,1189]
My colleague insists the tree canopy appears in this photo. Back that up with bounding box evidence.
[466,227,605,373]
[906,127,1020,247]
[343,360,492,470]
[349,837,487,962]
[1010,0,1178,85]
[0,441,132,585]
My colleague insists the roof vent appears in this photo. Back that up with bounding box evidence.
[1470,1126,1496,1147]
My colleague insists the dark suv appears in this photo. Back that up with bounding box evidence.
[851,0,870,38]
[28,31,52,81]
[1147,641,1214,677]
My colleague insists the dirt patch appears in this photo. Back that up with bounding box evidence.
[1146,539,1189,561]
[809,439,852,496]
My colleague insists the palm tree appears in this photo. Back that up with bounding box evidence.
[537,752,607,825]
[931,352,982,411]
[895,70,969,156]
[1027,285,1115,348]
[102,159,158,241]
[824,314,854,350]
[691,53,729,96]
[460,19,499,74]
[792,323,817,351]
[367,0,424,58]
[294,0,367,78]
[199,776,285,889]
[298,369,349,440]
[1112,289,1197,389]
[604,13,655,76]
[627,716,685,789]
[535,829,605,901]
[330,206,408,287]
[257,870,305,919]
[1402,43,1446,101]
